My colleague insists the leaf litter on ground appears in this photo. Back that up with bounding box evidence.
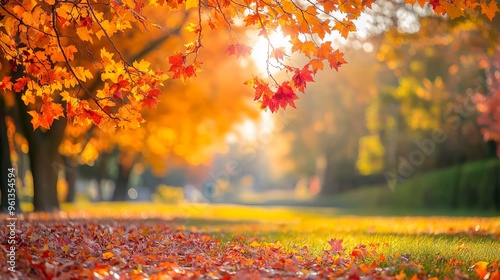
[1,206,499,279]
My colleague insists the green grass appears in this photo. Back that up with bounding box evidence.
[60,202,500,266]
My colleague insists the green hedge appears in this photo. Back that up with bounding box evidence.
[390,159,500,211]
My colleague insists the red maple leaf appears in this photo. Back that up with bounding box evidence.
[429,0,440,10]
[83,109,102,125]
[13,77,30,92]
[326,238,344,253]
[183,65,197,78]
[267,82,297,112]
[142,88,160,109]
[168,53,185,72]
[261,94,277,112]
[10,59,17,72]
[79,16,93,27]
[292,65,315,93]
[168,54,200,80]
[110,75,130,100]
[227,43,252,58]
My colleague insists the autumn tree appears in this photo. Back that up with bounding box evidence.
[0,96,21,212]
[54,11,259,202]
[0,0,499,211]
[374,12,500,180]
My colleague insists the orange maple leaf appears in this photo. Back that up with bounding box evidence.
[334,19,356,39]
[328,49,347,71]
[441,0,464,19]
[322,0,339,13]
[351,244,368,259]
[482,0,500,21]
[490,269,500,280]
[0,76,12,91]
[300,41,317,58]
[317,42,333,59]
[309,59,324,73]
[246,76,273,102]
[362,0,376,8]
[28,101,64,130]
[271,47,286,60]
[474,261,489,279]
[28,111,42,130]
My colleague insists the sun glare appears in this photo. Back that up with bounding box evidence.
[226,111,276,144]
[250,31,292,74]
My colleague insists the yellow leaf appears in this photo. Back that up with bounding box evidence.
[185,22,200,33]
[61,91,71,102]
[76,27,93,43]
[73,67,93,82]
[474,261,489,279]
[186,0,198,10]
[102,251,114,259]
[21,90,36,105]
[100,48,115,67]
[133,60,151,72]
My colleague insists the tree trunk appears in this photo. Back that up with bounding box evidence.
[320,154,338,195]
[15,90,66,212]
[320,152,357,195]
[112,155,133,201]
[0,96,22,214]
[96,152,111,201]
[64,156,77,203]
[30,140,61,211]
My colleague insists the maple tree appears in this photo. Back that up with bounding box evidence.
[58,23,259,201]
[475,46,500,155]
[1,0,497,128]
[0,0,499,211]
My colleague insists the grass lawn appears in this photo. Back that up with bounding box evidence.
[2,202,499,279]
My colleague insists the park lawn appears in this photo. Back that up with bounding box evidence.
[2,203,499,279]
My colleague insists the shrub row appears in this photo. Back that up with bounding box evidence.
[390,159,500,210]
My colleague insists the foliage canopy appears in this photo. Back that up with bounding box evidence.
[1,0,498,130]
